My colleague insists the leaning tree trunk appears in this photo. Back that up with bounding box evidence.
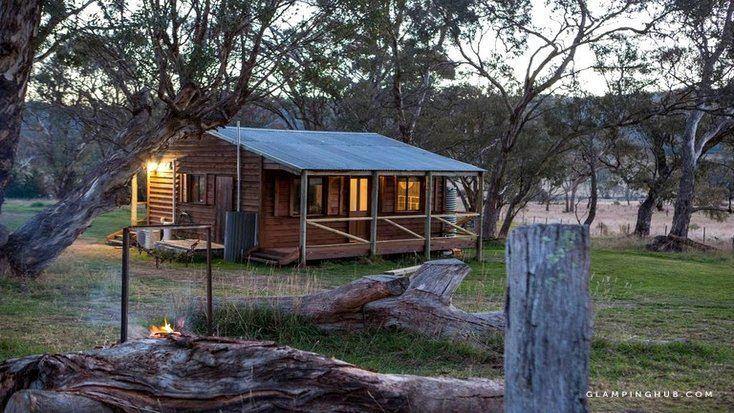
[0,95,206,276]
[583,164,597,226]
[0,336,504,412]
[497,202,519,239]
[0,0,43,246]
[202,259,505,348]
[634,191,656,236]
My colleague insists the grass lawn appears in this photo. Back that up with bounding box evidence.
[1,199,732,412]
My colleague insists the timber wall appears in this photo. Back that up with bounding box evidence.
[146,133,262,238]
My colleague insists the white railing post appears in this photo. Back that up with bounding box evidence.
[299,170,308,266]
[370,171,379,257]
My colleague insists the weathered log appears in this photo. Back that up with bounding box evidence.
[0,336,503,412]
[228,273,410,329]
[364,259,505,345]
[505,224,592,413]
[208,259,504,347]
[5,390,113,413]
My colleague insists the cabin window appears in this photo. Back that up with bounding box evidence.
[396,177,421,211]
[291,177,325,215]
[178,173,207,204]
[349,177,369,212]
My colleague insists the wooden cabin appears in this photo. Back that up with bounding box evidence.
[143,127,485,265]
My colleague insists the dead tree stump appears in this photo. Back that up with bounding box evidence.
[364,259,504,344]
[504,224,592,413]
[0,336,504,412]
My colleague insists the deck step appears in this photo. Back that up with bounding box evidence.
[246,256,279,266]
[248,247,299,266]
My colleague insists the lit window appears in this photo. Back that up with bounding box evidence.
[396,177,421,211]
[349,178,369,212]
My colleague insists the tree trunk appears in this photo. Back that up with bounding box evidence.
[0,0,43,244]
[669,142,697,238]
[0,336,504,412]
[497,202,517,239]
[583,165,597,226]
[634,192,656,236]
[482,151,509,239]
[0,105,195,276]
[206,259,505,347]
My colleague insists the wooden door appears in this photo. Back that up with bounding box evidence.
[215,175,234,243]
[348,177,370,241]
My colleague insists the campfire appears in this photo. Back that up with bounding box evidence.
[148,318,182,338]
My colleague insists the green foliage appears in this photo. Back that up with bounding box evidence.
[4,170,46,199]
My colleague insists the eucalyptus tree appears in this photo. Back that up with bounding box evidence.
[266,0,473,144]
[0,0,337,276]
[652,0,734,241]
[414,84,574,237]
[447,0,662,238]
[0,0,93,244]
[413,84,502,210]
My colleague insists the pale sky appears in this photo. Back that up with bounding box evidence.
[451,0,661,96]
[56,0,662,98]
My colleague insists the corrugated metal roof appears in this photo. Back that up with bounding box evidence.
[209,127,483,173]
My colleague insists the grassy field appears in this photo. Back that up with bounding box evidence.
[1,199,732,412]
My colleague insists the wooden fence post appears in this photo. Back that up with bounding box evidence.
[505,224,592,413]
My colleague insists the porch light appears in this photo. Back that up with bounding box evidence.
[147,161,172,174]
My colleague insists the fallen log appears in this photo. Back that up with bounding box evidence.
[0,336,504,412]
[363,259,505,344]
[203,259,505,347]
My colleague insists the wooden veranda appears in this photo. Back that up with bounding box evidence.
[297,170,485,266]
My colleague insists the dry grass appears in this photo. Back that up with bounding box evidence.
[2,200,733,412]
[516,201,734,248]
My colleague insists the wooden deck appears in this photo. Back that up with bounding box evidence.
[155,239,224,256]
[304,236,475,261]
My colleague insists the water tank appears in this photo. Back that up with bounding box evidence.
[444,187,457,236]
[224,211,258,262]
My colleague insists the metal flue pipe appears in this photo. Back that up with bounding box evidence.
[236,121,241,211]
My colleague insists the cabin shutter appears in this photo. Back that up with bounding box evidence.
[273,176,290,217]
[379,176,394,213]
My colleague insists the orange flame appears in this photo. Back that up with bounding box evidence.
[148,318,177,337]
